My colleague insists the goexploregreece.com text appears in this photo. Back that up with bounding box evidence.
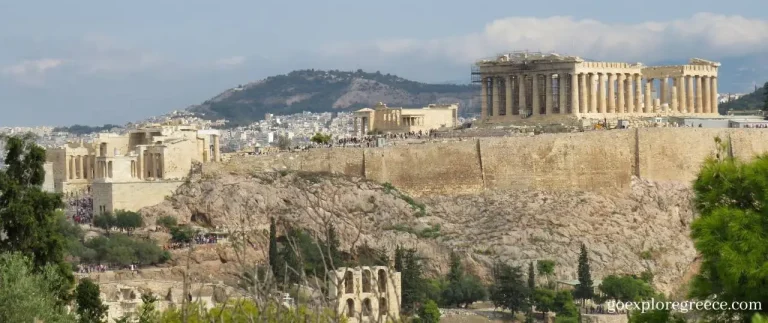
[605,299,762,313]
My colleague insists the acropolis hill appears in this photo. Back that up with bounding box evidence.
[215,128,768,196]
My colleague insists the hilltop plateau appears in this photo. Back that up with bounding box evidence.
[141,165,698,295]
[186,69,479,126]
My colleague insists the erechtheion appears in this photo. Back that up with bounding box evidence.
[472,51,720,121]
[353,102,458,136]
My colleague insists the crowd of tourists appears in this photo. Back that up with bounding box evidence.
[163,234,220,250]
[66,192,94,225]
[583,304,626,315]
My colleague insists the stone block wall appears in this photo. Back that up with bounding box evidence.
[221,129,768,196]
[93,181,184,214]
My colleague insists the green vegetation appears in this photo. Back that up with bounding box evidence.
[70,234,169,267]
[53,124,121,135]
[417,300,441,323]
[395,246,427,314]
[0,253,76,322]
[384,223,441,239]
[157,299,343,322]
[719,83,767,112]
[75,278,108,323]
[191,69,477,127]
[381,182,427,217]
[489,261,528,314]
[442,251,487,308]
[599,274,655,302]
[687,137,768,322]
[156,216,178,229]
[310,133,332,144]
[574,243,594,301]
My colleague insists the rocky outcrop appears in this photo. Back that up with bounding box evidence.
[141,170,697,294]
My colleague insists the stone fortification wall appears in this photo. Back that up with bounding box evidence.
[213,129,768,195]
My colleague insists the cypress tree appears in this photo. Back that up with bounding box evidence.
[526,262,535,323]
[574,243,594,301]
[268,217,284,282]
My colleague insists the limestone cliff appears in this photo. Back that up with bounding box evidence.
[141,169,697,295]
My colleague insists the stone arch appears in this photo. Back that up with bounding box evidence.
[362,269,372,293]
[379,297,388,316]
[362,298,372,317]
[344,271,354,294]
[378,269,387,292]
[345,298,355,318]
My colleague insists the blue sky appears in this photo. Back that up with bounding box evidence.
[1,0,767,126]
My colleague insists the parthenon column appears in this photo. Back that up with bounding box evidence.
[634,75,642,113]
[80,156,86,180]
[617,74,625,113]
[213,134,220,162]
[626,74,635,113]
[608,73,616,113]
[671,83,679,112]
[598,73,606,113]
[518,74,527,115]
[686,76,694,112]
[702,76,711,114]
[711,77,718,114]
[559,74,568,114]
[137,151,144,180]
[571,73,579,114]
[491,77,500,117]
[660,77,668,107]
[480,78,488,118]
[677,77,686,112]
[644,78,653,113]
[505,75,513,116]
[65,155,70,180]
[532,74,539,116]
[545,74,553,115]
[579,74,587,113]
[589,74,597,113]
[695,76,703,113]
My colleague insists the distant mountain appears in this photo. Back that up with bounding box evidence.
[720,84,766,113]
[187,69,480,126]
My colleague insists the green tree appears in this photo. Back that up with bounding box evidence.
[281,227,304,285]
[553,290,579,318]
[114,210,143,234]
[534,288,556,319]
[325,224,343,269]
[689,148,768,322]
[574,243,594,301]
[417,300,441,323]
[93,212,116,234]
[156,216,177,229]
[75,278,108,323]
[137,292,160,323]
[268,218,284,283]
[537,259,556,288]
[0,253,76,322]
[276,135,292,150]
[599,274,655,302]
[0,135,74,304]
[526,262,536,323]
[310,133,332,145]
[446,251,463,283]
[442,251,486,308]
[489,261,528,314]
[395,246,426,314]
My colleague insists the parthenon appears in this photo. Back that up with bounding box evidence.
[472,52,720,121]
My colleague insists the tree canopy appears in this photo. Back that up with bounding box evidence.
[574,243,594,301]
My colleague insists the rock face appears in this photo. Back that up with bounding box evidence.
[141,169,697,294]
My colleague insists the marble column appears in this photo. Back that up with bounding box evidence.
[686,76,694,112]
[65,155,71,180]
[695,76,703,113]
[579,74,587,114]
[137,151,143,180]
[505,75,513,116]
[518,74,527,115]
[608,73,616,113]
[532,74,539,116]
[671,85,678,112]
[660,77,668,106]
[80,156,85,179]
[491,77,500,117]
[626,74,635,113]
[644,78,653,113]
[589,73,597,113]
[545,74,553,115]
[597,73,606,113]
[634,75,642,113]
[480,78,488,118]
[571,73,579,114]
[677,77,686,112]
[703,76,711,114]
[559,74,568,114]
[617,74,625,113]
[711,77,718,114]
[213,134,220,162]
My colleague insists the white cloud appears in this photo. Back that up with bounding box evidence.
[319,13,768,64]
[74,33,166,74]
[214,56,246,68]
[2,58,64,86]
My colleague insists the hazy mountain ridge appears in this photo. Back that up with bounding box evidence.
[187,69,479,126]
